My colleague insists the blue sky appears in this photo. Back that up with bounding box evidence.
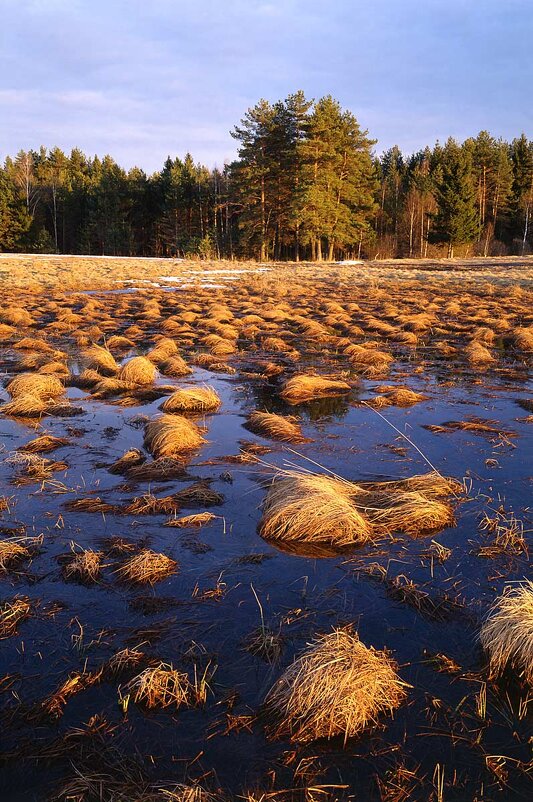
[1,0,531,172]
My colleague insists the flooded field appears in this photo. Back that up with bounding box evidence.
[0,259,531,801]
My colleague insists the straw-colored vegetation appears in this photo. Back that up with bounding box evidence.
[280,375,351,403]
[118,355,158,385]
[120,662,194,710]
[62,547,103,583]
[259,472,374,547]
[479,579,533,686]
[0,596,32,638]
[246,411,306,442]
[115,549,178,584]
[161,385,221,413]
[144,415,206,457]
[264,626,407,743]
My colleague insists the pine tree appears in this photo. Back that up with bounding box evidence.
[431,138,478,257]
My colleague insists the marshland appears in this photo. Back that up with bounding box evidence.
[0,255,531,801]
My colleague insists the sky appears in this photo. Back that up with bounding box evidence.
[1,0,531,173]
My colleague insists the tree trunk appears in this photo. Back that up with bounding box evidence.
[316,239,322,261]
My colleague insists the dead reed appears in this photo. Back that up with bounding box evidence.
[144,415,206,458]
[115,549,178,584]
[280,375,351,404]
[479,579,533,686]
[246,411,306,443]
[264,626,407,743]
[161,385,221,413]
[0,596,32,638]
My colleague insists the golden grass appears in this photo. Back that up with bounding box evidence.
[464,341,496,366]
[118,355,157,385]
[126,457,187,481]
[144,415,206,458]
[62,548,103,583]
[90,377,135,398]
[147,337,179,364]
[0,596,32,639]
[246,411,306,443]
[370,387,428,408]
[115,549,178,584]
[18,434,70,453]
[6,373,64,399]
[82,344,119,375]
[479,579,533,686]
[1,394,49,417]
[165,512,217,528]
[359,471,463,500]
[511,326,533,352]
[259,472,374,547]
[0,536,42,572]
[353,489,455,537]
[120,662,194,710]
[106,334,135,349]
[280,375,351,404]
[264,626,407,743]
[160,354,193,377]
[161,385,221,414]
[108,448,146,475]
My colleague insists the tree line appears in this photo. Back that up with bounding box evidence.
[1,91,532,260]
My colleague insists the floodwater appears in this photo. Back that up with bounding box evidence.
[0,279,532,802]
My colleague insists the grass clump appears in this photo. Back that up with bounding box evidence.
[62,547,103,584]
[144,415,206,458]
[119,662,195,710]
[280,375,351,404]
[259,472,373,547]
[17,434,70,454]
[264,626,407,743]
[165,512,217,528]
[6,373,64,400]
[480,579,533,686]
[118,355,157,385]
[246,411,306,443]
[115,548,178,585]
[0,596,32,639]
[83,344,119,375]
[161,385,221,413]
[108,448,146,475]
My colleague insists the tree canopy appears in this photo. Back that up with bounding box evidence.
[1,93,531,259]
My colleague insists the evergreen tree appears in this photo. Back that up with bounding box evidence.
[431,138,478,257]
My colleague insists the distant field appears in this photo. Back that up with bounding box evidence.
[0,252,531,290]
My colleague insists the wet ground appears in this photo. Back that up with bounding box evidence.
[0,265,532,801]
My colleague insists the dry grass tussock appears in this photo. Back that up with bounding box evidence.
[369,387,428,408]
[259,472,374,547]
[115,548,178,584]
[280,375,351,404]
[82,344,119,375]
[0,596,32,638]
[260,469,459,546]
[6,373,64,399]
[144,415,206,458]
[246,411,306,443]
[0,535,43,572]
[464,341,496,366]
[161,385,221,413]
[108,447,146,475]
[1,394,49,418]
[264,626,407,743]
[479,579,533,686]
[165,512,217,528]
[511,326,533,352]
[62,547,103,583]
[119,662,198,710]
[118,355,157,385]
